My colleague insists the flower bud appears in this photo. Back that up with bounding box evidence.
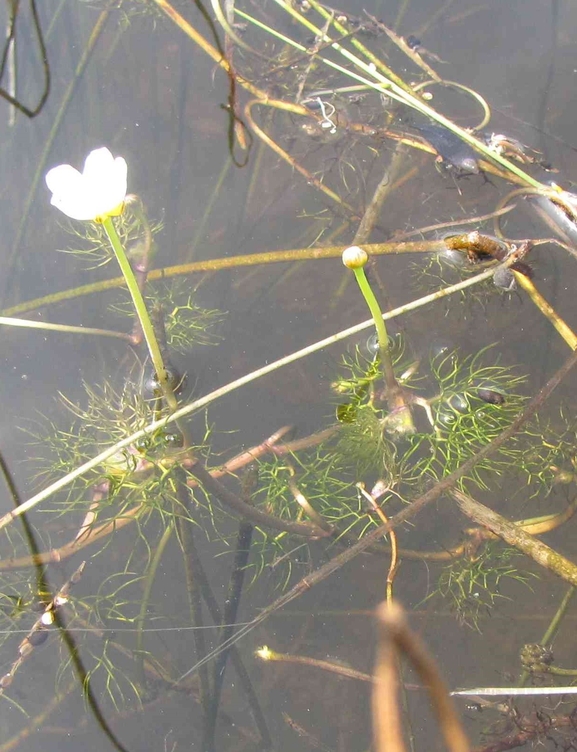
[342,246,368,269]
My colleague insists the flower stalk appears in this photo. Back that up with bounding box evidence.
[342,247,390,359]
[101,215,177,410]
[45,147,177,410]
[342,246,415,434]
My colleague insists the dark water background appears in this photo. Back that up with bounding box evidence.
[1,1,577,750]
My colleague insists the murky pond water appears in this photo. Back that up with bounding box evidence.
[2,1,577,751]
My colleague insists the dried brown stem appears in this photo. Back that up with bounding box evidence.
[376,602,470,752]
[0,562,86,697]
[187,458,329,538]
[244,98,359,217]
[358,483,398,601]
[288,474,335,533]
[452,489,577,587]
[373,603,408,752]
[258,647,373,683]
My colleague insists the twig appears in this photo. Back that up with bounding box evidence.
[2,237,512,316]
[373,603,408,752]
[452,489,577,587]
[257,647,372,683]
[0,562,86,696]
[187,459,328,538]
[204,469,256,751]
[376,602,470,752]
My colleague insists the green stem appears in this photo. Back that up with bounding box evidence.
[134,522,174,690]
[519,585,576,687]
[344,247,415,433]
[548,665,577,677]
[352,267,388,355]
[349,259,398,396]
[541,586,575,649]
[101,215,176,410]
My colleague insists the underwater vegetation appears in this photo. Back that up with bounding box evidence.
[3,2,577,752]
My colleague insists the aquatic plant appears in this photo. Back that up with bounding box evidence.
[3,2,577,751]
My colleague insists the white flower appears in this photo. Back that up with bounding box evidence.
[45,147,127,221]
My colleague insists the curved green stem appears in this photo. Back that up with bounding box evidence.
[101,215,176,410]
[134,522,174,690]
[351,266,389,356]
[343,247,415,433]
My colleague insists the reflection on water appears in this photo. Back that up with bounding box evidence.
[1,1,577,750]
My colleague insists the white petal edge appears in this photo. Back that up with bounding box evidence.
[50,192,98,221]
[45,164,82,195]
[83,147,116,180]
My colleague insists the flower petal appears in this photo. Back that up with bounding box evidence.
[45,148,128,221]
[82,149,127,219]
[46,165,96,220]
[45,164,82,195]
[82,147,115,181]
[50,192,98,221]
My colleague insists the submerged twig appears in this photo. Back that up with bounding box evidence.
[375,602,470,752]
[0,562,86,697]
[204,469,256,751]
[175,481,212,739]
[452,489,577,587]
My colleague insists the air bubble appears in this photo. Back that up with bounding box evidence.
[493,267,516,291]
